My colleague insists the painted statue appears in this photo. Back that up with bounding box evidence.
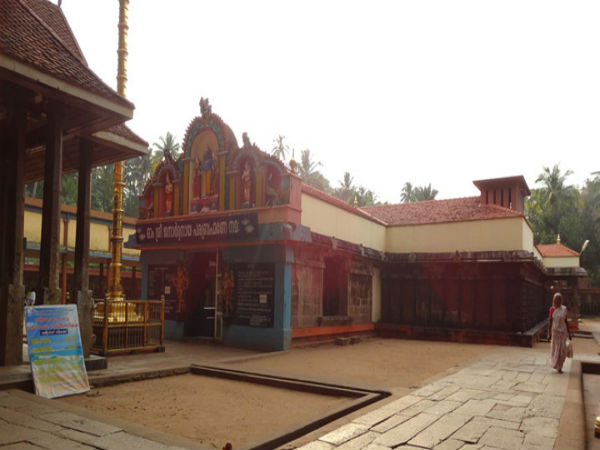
[203,149,215,195]
[265,170,279,206]
[174,262,189,314]
[164,173,174,216]
[193,157,202,198]
[242,160,252,207]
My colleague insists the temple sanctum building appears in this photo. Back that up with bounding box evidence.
[129,100,587,351]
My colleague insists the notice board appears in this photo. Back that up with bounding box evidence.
[232,263,275,328]
[25,305,90,399]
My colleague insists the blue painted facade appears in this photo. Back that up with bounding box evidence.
[134,222,310,352]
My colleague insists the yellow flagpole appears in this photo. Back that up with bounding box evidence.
[108,0,129,301]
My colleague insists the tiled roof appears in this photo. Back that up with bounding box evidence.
[21,0,86,63]
[107,123,148,147]
[537,243,579,258]
[1,0,132,109]
[361,196,524,226]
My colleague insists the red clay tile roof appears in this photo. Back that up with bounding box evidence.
[301,184,386,225]
[1,0,132,109]
[107,123,148,148]
[362,196,524,226]
[536,243,579,258]
[21,0,87,64]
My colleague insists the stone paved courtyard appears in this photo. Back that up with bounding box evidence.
[298,350,573,450]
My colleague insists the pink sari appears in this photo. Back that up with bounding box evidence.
[550,305,568,371]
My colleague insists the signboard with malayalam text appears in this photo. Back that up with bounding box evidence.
[135,212,258,246]
[25,305,90,399]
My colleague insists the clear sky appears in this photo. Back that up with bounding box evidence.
[61,0,600,204]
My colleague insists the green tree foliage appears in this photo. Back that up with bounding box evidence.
[61,173,78,206]
[91,164,115,213]
[153,132,180,159]
[525,164,600,285]
[296,149,331,193]
[400,182,414,203]
[123,147,162,217]
[271,135,289,162]
[580,174,600,285]
[353,185,378,206]
[25,174,79,205]
[336,172,354,203]
[400,182,438,202]
[526,164,583,247]
[332,171,378,206]
[414,184,438,201]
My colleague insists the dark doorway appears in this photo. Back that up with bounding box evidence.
[323,257,346,316]
[185,252,217,337]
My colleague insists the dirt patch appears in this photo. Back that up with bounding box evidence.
[225,338,496,395]
[59,373,350,449]
[57,338,498,449]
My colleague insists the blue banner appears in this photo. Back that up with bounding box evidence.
[25,305,89,399]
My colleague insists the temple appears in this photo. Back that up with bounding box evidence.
[0,0,147,364]
[130,101,587,351]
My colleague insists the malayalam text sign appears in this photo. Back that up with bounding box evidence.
[25,305,90,399]
[135,212,258,246]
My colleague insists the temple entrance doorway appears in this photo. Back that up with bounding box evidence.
[184,252,218,338]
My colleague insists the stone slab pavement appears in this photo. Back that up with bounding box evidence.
[0,388,207,450]
[297,349,577,450]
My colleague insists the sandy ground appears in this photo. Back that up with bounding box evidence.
[61,374,350,449]
[59,338,498,449]
[56,319,600,450]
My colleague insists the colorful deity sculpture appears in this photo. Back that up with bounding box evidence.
[164,173,174,216]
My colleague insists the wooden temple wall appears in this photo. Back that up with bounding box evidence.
[381,261,547,333]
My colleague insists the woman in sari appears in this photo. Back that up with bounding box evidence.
[548,292,572,373]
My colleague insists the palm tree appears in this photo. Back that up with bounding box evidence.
[297,149,332,193]
[153,132,180,159]
[297,149,321,180]
[337,172,354,202]
[271,135,289,162]
[400,182,414,203]
[535,164,575,207]
[413,183,438,201]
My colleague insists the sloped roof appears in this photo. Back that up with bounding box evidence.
[0,0,132,109]
[362,196,524,226]
[21,0,87,63]
[537,243,579,258]
[105,123,148,148]
[301,184,386,225]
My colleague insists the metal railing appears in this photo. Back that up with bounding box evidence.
[91,296,165,355]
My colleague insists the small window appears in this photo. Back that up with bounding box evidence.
[508,188,512,208]
[500,189,504,206]
[493,190,497,204]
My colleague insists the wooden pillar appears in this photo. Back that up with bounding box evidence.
[61,217,69,304]
[73,139,94,356]
[38,102,64,305]
[0,88,26,365]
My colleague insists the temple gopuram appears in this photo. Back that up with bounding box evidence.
[129,99,587,351]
